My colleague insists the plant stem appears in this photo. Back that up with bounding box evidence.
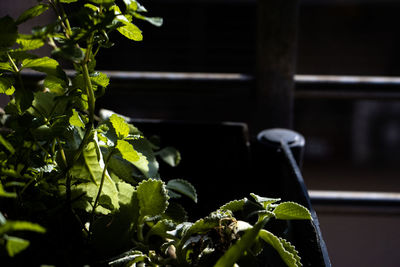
[89,148,115,236]
[81,63,95,125]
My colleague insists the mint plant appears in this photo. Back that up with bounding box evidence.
[0,1,312,266]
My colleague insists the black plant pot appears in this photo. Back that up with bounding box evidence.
[130,118,331,267]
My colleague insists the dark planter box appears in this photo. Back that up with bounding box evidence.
[131,118,331,267]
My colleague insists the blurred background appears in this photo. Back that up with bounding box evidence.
[2,0,400,266]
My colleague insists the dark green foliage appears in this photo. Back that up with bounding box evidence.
[0,1,311,266]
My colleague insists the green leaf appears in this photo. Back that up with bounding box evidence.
[117,21,143,41]
[91,72,109,88]
[110,114,130,139]
[0,133,15,154]
[137,179,169,217]
[116,140,140,162]
[21,57,60,76]
[133,12,163,27]
[43,75,67,94]
[219,198,248,212]
[273,202,312,220]
[250,193,281,209]
[214,218,268,267]
[52,45,85,63]
[157,146,181,167]
[16,37,45,51]
[0,62,14,72]
[164,202,188,223]
[0,220,46,235]
[71,139,120,214]
[16,4,49,25]
[166,179,197,203]
[0,77,15,95]
[14,86,33,113]
[258,229,302,267]
[0,183,17,198]
[145,219,176,242]
[69,109,85,128]
[29,92,66,118]
[5,236,30,257]
[108,250,149,266]
[60,0,79,3]
[0,16,17,48]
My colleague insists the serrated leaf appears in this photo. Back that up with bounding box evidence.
[43,75,67,94]
[214,218,268,267]
[273,202,311,220]
[258,229,302,267]
[69,109,85,128]
[0,77,15,95]
[164,202,188,223]
[110,114,130,139]
[21,57,61,77]
[91,72,109,88]
[166,179,197,203]
[0,62,14,72]
[250,193,281,209]
[16,4,49,25]
[158,146,181,167]
[145,219,176,242]
[5,236,30,257]
[219,198,248,212]
[0,16,17,48]
[117,22,143,41]
[16,37,45,51]
[116,140,140,162]
[137,179,169,217]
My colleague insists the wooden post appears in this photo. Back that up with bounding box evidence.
[256,0,299,131]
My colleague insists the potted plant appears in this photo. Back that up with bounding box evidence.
[0,1,319,266]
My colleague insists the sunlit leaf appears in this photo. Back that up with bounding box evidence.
[117,22,143,41]
[0,77,15,95]
[5,236,30,257]
[43,75,67,94]
[273,202,312,220]
[133,12,163,27]
[259,230,302,267]
[69,109,85,128]
[21,57,60,76]
[137,179,169,217]
[116,140,140,162]
[250,193,281,209]
[16,37,45,51]
[60,0,79,3]
[110,114,130,139]
[0,62,14,72]
[219,198,248,212]
[16,4,49,25]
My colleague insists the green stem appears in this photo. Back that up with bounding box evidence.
[137,216,145,242]
[89,148,115,235]
[81,63,95,125]
[7,52,26,95]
